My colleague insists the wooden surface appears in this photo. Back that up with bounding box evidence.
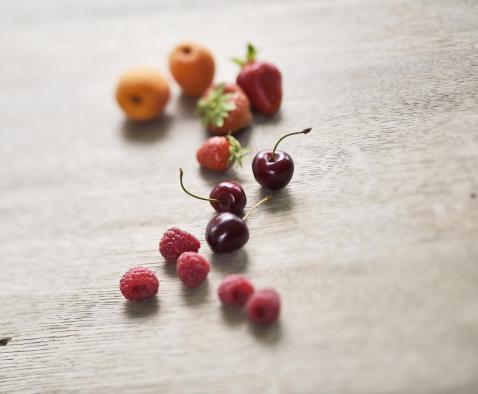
[1,0,478,393]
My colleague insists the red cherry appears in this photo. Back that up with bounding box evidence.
[179,169,246,214]
[252,128,311,189]
[206,212,249,253]
[206,195,271,253]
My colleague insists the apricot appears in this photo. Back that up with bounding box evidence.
[115,67,170,121]
[169,42,215,97]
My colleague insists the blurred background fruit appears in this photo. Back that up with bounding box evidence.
[169,42,215,97]
[197,83,251,135]
[115,67,170,121]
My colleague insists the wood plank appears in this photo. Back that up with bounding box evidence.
[1,0,478,392]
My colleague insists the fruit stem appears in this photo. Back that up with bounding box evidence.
[270,127,312,161]
[243,195,272,221]
[179,168,219,203]
[246,42,257,63]
[232,42,257,68]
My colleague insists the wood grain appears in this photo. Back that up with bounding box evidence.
[1,0,478,393]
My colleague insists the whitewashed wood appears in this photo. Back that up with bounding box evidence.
[1,0,478,393]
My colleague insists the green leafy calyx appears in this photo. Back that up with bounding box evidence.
[232,42,257,68]
[197,84,236,128]
[227,135,249,168]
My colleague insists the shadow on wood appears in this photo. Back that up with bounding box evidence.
[259,187,294,213]
[220,305,246,327]
[234,125,254,149]
[249,321,283,346]
[176,94,198,120]
[120,114,173,144]
[123,297,160,319]
[181,279,210,306]
[252,110,283,126]
[160,261,177,279]
[197,166,249,187]
[210,249,249,274]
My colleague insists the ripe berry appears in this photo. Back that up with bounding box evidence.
[247,288,280,325]
[252,128,312,189]
[197,83,252,135]
[159,228,201,263]
[206,195,271,253]
[177,252,210,288]
[234,43,282,115]
[119,266,159,301]
[196,135,248,172]
[179,168,247,214]
[218,275,254,307]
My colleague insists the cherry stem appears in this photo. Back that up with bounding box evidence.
[179,168,219,203]
[243,195,272,221]
[270,127,312,161]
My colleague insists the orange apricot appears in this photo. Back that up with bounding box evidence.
[169,42,215,97]
[115,67,170,121]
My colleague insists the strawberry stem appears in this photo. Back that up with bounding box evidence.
[179,168,219,203]
[243,195,271,221]
[270,128,312,161]
[246,42,257,63]
[232,42,258,68]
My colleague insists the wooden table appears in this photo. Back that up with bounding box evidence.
[2,0,478,393]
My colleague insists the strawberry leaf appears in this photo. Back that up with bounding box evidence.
[233,43,258,68]
[197,84,236,128]
[232,57,245,67]
[227,135,249,168]
[246,42,257,63]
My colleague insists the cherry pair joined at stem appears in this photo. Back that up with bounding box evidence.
[179,169,270,253]
[206,195,271,253]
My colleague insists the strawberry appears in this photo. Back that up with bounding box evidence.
[197,83,252,135]
[196,135,248,172]
[234,43,282,115]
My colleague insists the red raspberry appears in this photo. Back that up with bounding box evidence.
[177,252,210,288]
[159,227,201,263]
[218,274,254,307]
[119,266,159,301]
[247,288,280,325]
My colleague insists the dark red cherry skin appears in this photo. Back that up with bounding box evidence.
[252,150,294,189]
[206,212,249,253]
[209,181,247,215]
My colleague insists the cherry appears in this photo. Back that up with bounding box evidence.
[179,168,247,214]
[252,127,312,189]
[206,195,271,253]
[206,213,249,253]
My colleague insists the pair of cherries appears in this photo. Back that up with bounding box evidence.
[180,127,311,253]
[180,169,264,253]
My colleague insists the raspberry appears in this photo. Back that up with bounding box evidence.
[247,288,280,325]
[159,227,201,263]
[177,252,210,288]
[119,266,159,301]
[218,275,254,307]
